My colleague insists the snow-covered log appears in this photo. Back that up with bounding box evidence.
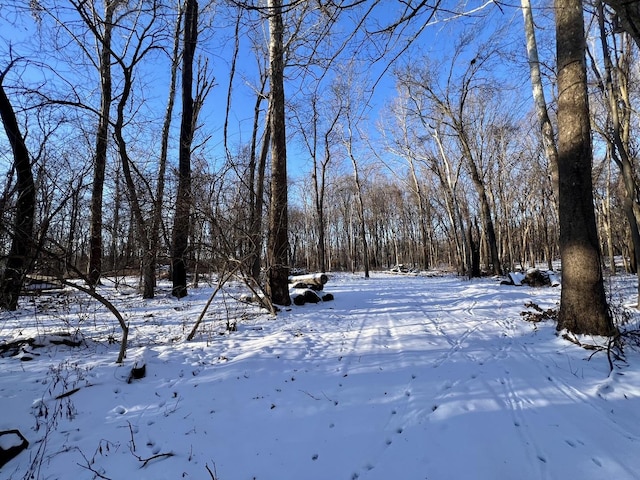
[289,273,329,291]
[501,269,560,287]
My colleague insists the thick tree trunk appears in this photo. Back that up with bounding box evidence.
[171,0,197,298]
[266,0,291,305]
[554,0,614,336]
[0,83,36,311]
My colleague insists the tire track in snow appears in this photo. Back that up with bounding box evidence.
[331,280,433,478]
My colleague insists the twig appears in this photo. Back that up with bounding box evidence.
[299,389,320,400]
[127,421,137,453]
[76,462,112,480]
[205,462,218,480]
[139,452,174,468]
[76,447,113,480]
[187,261,242,341]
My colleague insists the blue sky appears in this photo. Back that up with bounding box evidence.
[0,0,538,182]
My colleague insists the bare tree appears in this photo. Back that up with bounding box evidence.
[107,0,167,299]
[292,91,342,274]
[0,64,36,310]
[521,0,559,203]
[344,111,370,278]
[145,1,183,299]
[171,0,198,298]
[554,0,614,335]
[265,0,291,305]
[395,44,503,275]
[86,0,117,287]
[590,0,640,305]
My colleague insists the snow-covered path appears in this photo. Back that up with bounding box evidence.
[2,273,640,479]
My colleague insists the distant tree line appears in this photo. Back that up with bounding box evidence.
[1,0,639,336]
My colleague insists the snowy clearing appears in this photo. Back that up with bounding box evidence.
[1,272,640,480]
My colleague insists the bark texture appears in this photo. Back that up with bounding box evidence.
[555,0,614,335]
[266,0,291,306]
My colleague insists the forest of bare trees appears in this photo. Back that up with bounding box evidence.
[0,0,639,335]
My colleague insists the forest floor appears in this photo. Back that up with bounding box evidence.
[1,271,640,480]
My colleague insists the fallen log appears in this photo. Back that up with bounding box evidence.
[292,289,321,306]
[288,273,329,288]
[501,269,560,287]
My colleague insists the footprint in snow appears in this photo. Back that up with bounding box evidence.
[441,381,453,391]
[597,384,613,397]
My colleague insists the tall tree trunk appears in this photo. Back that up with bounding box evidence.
[251,117,270,283]
[248,78,270,283]
[603,157,616,274]
[143,3,182,299]
[266,0,291,305]
[595,0,640,305]
[171,0,197,298]
[459,136,501,275]
[433,127,468,275]
[407,156,430,270]
[87,1,115,287]
[0,82,36,310]
[346,136,370,278]
[554,0,614,335]
[113,64,153,296]
[521,0,560,204]
[314,100,341,274]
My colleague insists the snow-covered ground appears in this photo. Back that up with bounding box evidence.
[1,272,640,480]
